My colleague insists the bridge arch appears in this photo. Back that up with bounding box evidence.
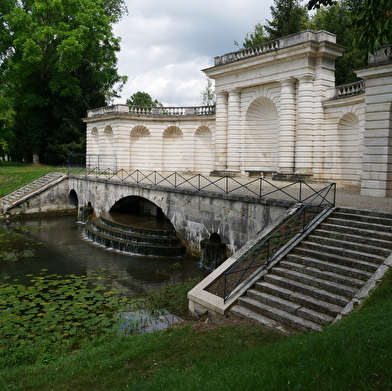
[110,195,165,221]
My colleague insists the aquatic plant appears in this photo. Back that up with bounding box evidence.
[0,272,131,347]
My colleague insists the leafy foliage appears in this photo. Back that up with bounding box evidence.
[308,0,392,52]
[200,78,216,106]
[126,91,163,107]
[0,0,128,164]
[264,0,311,40]
[311,1,367,84]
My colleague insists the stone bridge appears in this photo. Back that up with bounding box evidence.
[67,174,297,256]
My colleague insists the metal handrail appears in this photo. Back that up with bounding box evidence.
[67,164,329,203]
[222,182,336,303]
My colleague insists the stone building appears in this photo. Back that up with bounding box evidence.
[83,30,392,197]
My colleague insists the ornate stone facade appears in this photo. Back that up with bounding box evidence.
[83,30,392,197]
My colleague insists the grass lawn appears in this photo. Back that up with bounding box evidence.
[0,269,391,391]
[0,162,65,197]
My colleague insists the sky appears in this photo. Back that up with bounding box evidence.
[112,0,274,107]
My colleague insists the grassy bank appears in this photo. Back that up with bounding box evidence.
[0,162,64,197]
[0,269,391,391]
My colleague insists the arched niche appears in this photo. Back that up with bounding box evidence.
[337,113,361,183]
[101,125,114,169]
[194,126,213,174]
[130,125,151,171]
[244,97,279,171]
[162,126,183,172]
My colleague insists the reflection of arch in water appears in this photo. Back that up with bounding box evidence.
[194,126,213,174]
[162,126,183,172]
[244,97,279,170]
[130,126,151,171]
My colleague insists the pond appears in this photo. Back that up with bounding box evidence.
[0,214,207,298]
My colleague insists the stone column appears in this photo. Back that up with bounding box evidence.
[213,92,228,171]
[278,78,296,173]
[296,74,315,174]
[356,60,392,197]
[227,89,241,172]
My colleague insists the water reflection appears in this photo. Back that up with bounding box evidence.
[0,215,207,297]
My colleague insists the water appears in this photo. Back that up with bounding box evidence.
[0,215,207,297]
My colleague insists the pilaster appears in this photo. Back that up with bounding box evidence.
[227,89,241,172]
[213,92,228,171]
[278,78,296,173]
[296,74,315,174]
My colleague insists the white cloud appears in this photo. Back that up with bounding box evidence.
[112,0,273,106]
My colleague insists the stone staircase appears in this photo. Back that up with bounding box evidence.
[0,172,66,214]
[231,207,392,333]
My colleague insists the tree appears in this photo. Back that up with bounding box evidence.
[311,1,367,84]
[200,79,216,106]
[308,0,392,52]
[236,0,310,48]
[235,23,270,48]
[264,0,311,40]
[126,92,163,107]
[0,0,127,165]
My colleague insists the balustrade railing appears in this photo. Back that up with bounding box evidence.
[87,104,215,117]
[220,182,336,303]
[368,44,392,65]
[333,80,366,99]
[67,160,334,204]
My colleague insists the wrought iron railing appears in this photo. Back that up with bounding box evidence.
[67,161,333,204]
[220,182,336,303]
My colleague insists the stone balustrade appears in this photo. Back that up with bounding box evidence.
[369,44,392,65]
[87,104,215,117]
[333,80,366,99]
[214,30,336,66]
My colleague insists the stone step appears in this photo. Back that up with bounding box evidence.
[326,217,392,234]
[272,267,357,297]
[254,281,343,317]
[264,274,350,307]
[293,246,383,270]
[246,289,335,325]
[319,222,392,242]
[306,234,391,257]
[90,219,181,244]
[230,305,286,331]
[84,227,185,257]
[278,260,364,288]
[235,296,322,332]
[313,229,392,250]
[333,210,392,226]
[285,254,373,281]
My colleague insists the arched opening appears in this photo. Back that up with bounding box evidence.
[130,126,151,171]
[194,126,213,174]
[101,125,114,169]
[244,97,279,171]
[110,196,165,219]
[83,196,185,257]
[337,113,361,184]
[68,189,78,207]
[162,126,183,172]
[200,233,226,270]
